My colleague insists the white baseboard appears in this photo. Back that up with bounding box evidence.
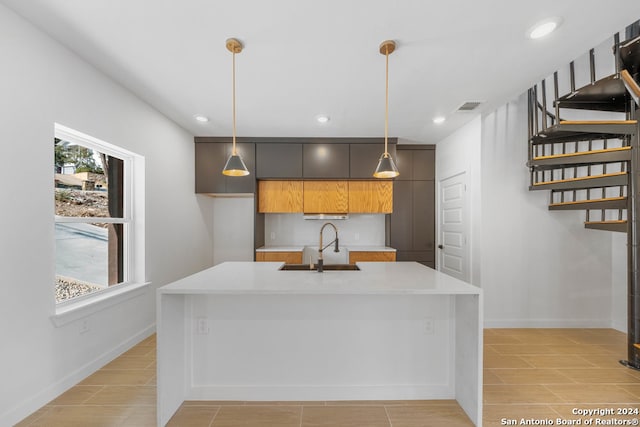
[1,324,155,427]
[484,318,612,329]
[188,384,454,401]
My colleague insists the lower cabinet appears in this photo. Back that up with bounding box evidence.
[255,251,303,264]
[348,251,396,264]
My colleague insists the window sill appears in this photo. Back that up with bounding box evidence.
[51,282,150,327]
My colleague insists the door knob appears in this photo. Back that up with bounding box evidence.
[438,244,443,249]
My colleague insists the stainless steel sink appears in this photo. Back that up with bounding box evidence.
[279,264,360,271]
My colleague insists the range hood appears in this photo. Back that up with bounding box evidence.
[303,213,349,220]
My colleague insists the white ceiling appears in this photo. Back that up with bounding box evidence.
[3,0,640,143]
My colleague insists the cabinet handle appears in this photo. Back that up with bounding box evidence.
[437,244,444,249]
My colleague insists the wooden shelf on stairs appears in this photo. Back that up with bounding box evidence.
[530,171,628,191]
[549,196,627,211]
[584,220,627,232]
[529,146,631,169]
[530,120,637,145]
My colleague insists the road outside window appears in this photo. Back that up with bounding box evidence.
[54,130,127,303]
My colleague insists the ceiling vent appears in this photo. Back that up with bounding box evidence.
[456,101,483,112]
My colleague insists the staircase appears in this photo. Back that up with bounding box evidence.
[527,26,640,369]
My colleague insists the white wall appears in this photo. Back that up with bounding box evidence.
[435,117,482,286]
[480,94,613,328]
[212,197,255,265]
[432,29,632,329]
[0,5,213,425]
[265,214,386,247]
[612,233,628,332]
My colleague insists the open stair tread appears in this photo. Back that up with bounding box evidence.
[635,343,640,350]
[531,120,637,144]
[555,74,629,112]
[529,146,631,169]
[533,146,631,161]
[584,220,628,233]
[550,196,627,207]
[531,171,628,191]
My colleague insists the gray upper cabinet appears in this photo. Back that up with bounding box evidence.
[256,143,302,178]
[412,149,435,180]
[388,145,435,266]
[394,146,434,181]
[195,142,255,194]
[225,142,255,193]
[394,148,413,181]
[349,143,397,179]
[303,143,349,178]
[195,143,226,193]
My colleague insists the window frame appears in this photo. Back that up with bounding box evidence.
[52,123,146,325]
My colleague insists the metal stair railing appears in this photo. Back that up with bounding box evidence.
[527,22,640,369]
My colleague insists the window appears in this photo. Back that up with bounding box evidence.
[54,124,144,306]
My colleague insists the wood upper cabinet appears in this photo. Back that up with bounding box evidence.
[348,181,393,213]
[303,144,350,178]
[258,180,303,213]
[259,180,392,214]
[303,181,348,213]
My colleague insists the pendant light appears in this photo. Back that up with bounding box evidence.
[373,40,400,179]
[222,38,250,177]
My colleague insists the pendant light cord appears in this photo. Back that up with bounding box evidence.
[384,45,389,156]
[232,49,237,155]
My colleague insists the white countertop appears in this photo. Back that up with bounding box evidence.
[256,245,395,252]
[158,261,480,296]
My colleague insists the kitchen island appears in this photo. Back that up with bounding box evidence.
[157,261,482,426]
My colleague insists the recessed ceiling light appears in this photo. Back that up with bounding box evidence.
[528,18,561,39]
[433,116,446,124]
[316,115,330,124]
[194,114,209,123]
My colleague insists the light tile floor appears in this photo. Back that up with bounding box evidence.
[15,329,640,426]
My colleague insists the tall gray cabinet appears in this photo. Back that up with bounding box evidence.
[389,145,435,268]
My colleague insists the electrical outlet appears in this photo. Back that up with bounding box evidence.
[270,232,276,240]
[355,233,360,241]
[196,317,209,334]
[423,318,434,335]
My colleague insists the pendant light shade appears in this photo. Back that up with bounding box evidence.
[222,38,250,177]
[222,153,249,176]
[374,152,399,178]
[373,40,399,179]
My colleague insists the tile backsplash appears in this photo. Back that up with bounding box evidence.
[265,214,386,246]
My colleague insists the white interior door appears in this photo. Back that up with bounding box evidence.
[438,173,469,282]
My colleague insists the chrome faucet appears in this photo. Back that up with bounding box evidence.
[317,222,339,272]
